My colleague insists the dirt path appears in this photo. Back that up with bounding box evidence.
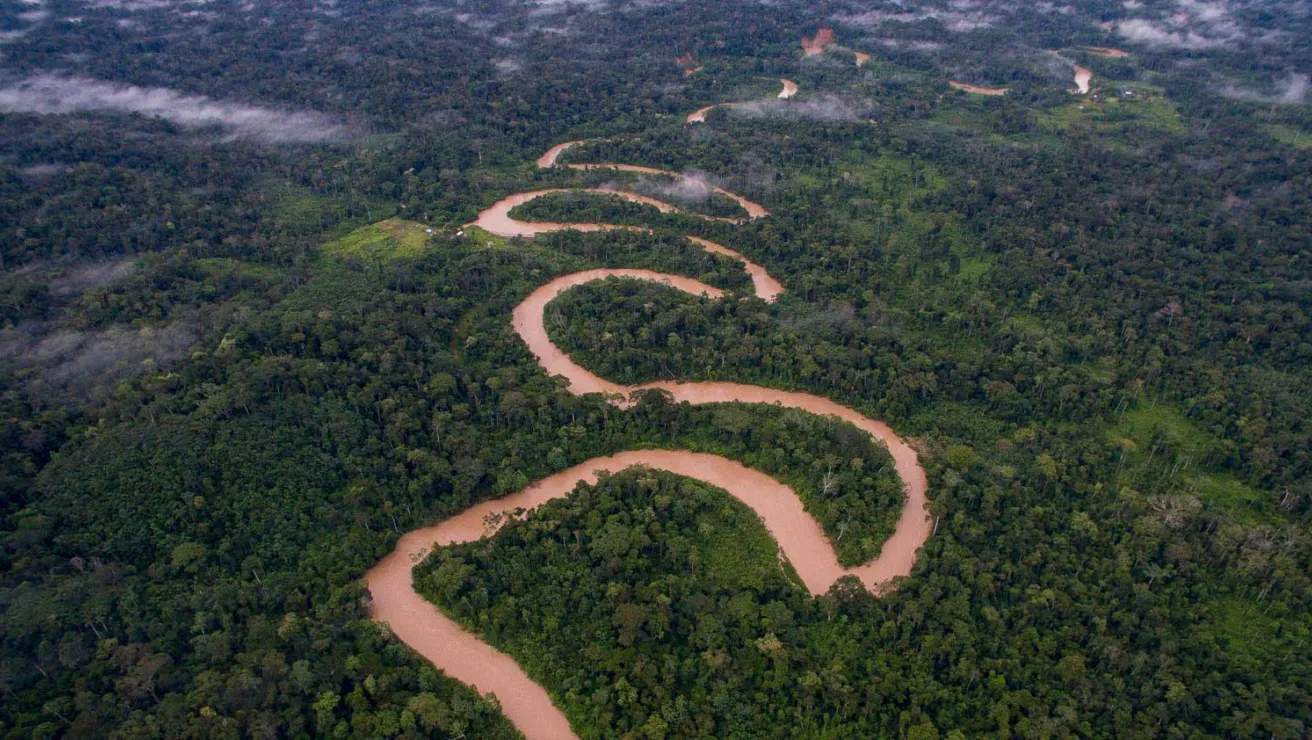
[1083,46,1128,57]
[370,128,931,740]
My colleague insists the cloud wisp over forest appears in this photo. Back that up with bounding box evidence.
[1114,0,1301,49]
[0,74,348,143]
[733,94,867,122]
[1220,72,1311,104]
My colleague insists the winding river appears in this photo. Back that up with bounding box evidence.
[366,91,931,740]
[535,140,769,220]
[686,78,798,123]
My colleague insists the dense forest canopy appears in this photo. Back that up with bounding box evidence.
[1,0,1310,737]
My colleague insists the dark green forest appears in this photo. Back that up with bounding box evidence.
[2,0,1310,737]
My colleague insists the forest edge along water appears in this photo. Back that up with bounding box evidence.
[368,124,931,739]
[535,141,769,219]
[1073,65,1093,95]
[687,78,799,122]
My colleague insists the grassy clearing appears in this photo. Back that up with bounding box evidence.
[1265,124,1312,150]
[841,152,948,199]
[320,218,433,262]
[270,187,329,231]
[1037,83,1184,141]
[1079,357,1117,384]
[1109,401,1279,523]
[837,150,993,281]
[955,254,992,281]
[461,226,514,250]
[1202,597,1308,666]
[1113,402,1215,461]
[279,269,384,313]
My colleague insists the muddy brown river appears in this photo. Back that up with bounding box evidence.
[535,142,769,220]
[366,133,931,739]
[1073,65,1093,94]
[687,78,798,122]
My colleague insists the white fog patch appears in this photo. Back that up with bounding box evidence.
[637,171,719,204]
[1115,0,1274,49]
[48,258,137,297]
[18,162,67,178]
[733,94,866,122]
[0,0,49,43]
[1116,18,1227,48]
[0,75,348,143]
[1220,73,1310,104]
[835,2,1002,33]
[0,322,196,397]
[82,0,213,10]
[869,37,944,51]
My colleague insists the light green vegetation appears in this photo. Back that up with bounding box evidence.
[264,183,342,234]
[462,225,513,249]
[1003,312,1047,338]
[1265,124,1312,150]
[1037,83,1185,143]
[1110,401,1280,523]
[320,218,434,262]
[1079,357,1117,384]
[1202,597,1310,667]
[839,152,949,199]
[691,491,792,592]
[837,152,992,281]
[1112,402,1216,464]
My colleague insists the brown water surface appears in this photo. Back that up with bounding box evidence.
[1073,65,1093,94]
[562,162,768,220]
[688,79,798,122]
[469,188,682,238]
[374,122,930,740]
[368,267,930,738]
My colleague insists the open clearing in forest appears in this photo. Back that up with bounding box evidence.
[949,80,1008,95]
[1037,83,1184,142]
[1266,124,1312,149]
[1110,402,1283,524]
[1202,597,1309,667]
[320,218,433,261]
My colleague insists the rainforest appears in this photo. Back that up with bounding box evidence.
[1,0,1310,738]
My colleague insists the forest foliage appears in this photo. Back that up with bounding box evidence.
[1,0,1310,737]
